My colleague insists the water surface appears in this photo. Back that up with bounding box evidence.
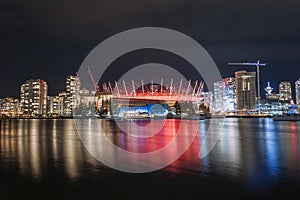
[0,118,300,199]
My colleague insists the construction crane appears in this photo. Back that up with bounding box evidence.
[87,66,99,92]
[228,60,266,114]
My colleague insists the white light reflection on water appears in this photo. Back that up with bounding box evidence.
[63,120,82,180]
[29,120,42,179]
[0,118,300,184]
[264,118,280,180]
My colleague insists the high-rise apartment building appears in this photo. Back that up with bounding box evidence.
[213,81,223,113]
[295,79,300,105]
[279,81,292,103]
[235,71,256,112]
[20,79,48,117]
[65,75,80,116]
[47,93,69,117]
[213,78,236,113]
[223,77,236,112]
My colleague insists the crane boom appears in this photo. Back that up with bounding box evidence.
[87,66,99,92]
[228,62,266,66]
[228,60,266,115]
[228,60,266,68]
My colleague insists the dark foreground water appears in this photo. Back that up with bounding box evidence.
[0,118,300,199]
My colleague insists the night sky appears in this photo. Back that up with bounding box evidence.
[1,0,300,98]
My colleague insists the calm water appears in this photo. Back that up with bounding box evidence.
[1,118,300,199]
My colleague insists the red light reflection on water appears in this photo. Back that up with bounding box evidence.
[111,119,199,154]
[290,122,298,163]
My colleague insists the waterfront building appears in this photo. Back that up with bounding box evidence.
[47,96,56,116]
[84,79,207,117]
[201,91,213,112]
[235,70,256,112]
[97,92,113,116]
[223,77,236,112]
[279,81,292,103]
[47,96,61,117]
[295,79,300,105]
[0,97,22,117]
[213,78,236,114]
[57,92,68,116]
[65,75,80,116]
[47,92,69,117]
[213,81,223,113]
[20,79,48,117]
[266,93,280,102]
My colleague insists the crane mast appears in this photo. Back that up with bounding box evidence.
[228,60,266,115]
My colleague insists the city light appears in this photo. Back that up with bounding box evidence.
[0,71,300,118]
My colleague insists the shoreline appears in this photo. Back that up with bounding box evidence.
[0,116,274,120]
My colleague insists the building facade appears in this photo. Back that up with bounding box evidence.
[213,81,223,113]
[295,79,300,105]
[65,75,80,116]
[0,97,22,117]
[223,77,236,112]
[279,81,292,103]
[235,70,256,112]
[47,96,57,116]
[47,92,76,117]
[20,79,48,117]
[213,78,236,113]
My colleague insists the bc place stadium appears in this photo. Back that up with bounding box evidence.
[76,78,212,119]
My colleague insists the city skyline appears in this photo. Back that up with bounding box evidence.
[1,69,300,101]
[1,70,299,118]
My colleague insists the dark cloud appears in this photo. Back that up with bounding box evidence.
[0,0,300,98]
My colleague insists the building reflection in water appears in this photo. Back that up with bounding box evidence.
[263,118,279,179]
[0,118,300,182]
[289,122,299,171]
[0,119,85,181]
[63,119,83,180]
[52,119,58,162]
[200,118,241,179]
[219,118,241,178]
[29,120,42,179]
[77,119,199,173]
[284,121,300,178]
[17,120,29,176]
